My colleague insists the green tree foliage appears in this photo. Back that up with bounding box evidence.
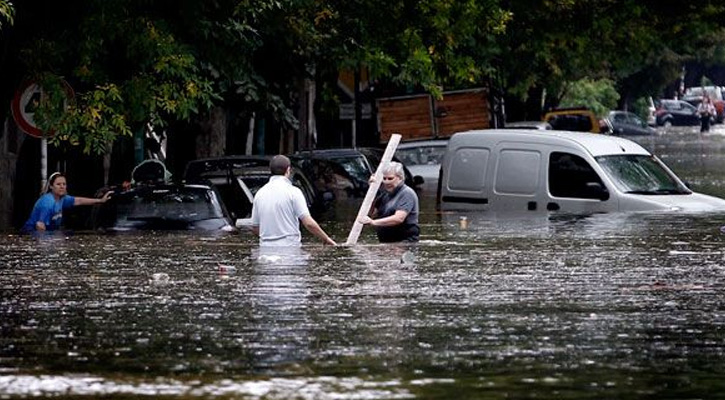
[24,1,220,154]
[0,0,12,29]
[320,0,511,96]
[13,0,514,154]
[7,0,725,155]
[559,78,620,117]
[496,0,725,109]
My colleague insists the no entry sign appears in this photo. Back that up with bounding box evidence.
[10,79,74,138]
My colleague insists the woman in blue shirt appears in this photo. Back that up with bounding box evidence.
[22,172,112,233]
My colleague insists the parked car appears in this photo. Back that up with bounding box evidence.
[682,86,724,123]
[438,129,725,213]
[543,107,602,133]
[289,156,362,200]
[356,148,423,189]
[394,140,448,190]
[646,96,656,126]
[606,111,657,136]
[504,121,552,130]
[293,148,423,197]
[91,183,236,232]
[183,156,331,224]
[654,99,700,127]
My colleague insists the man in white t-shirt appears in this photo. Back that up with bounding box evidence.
[251,155,337,246]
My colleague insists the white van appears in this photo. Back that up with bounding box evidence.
[438,129,725,213]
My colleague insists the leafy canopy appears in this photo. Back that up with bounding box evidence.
[10,0,725,155]
[0,0,13,29]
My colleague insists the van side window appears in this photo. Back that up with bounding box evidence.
[549,152,605,199]
[496,149,541,195]
[448,148,490,191]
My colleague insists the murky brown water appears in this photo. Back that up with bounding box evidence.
[2,127,725,399]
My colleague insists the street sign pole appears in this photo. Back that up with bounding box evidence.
[40,138,47,193]
[11,79,74,192]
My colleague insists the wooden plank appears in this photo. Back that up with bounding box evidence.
[345,134,402,245]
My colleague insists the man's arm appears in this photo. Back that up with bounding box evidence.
[360,210,408,227]
[300,215,337,245]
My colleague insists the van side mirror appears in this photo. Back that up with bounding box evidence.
[586,182,610,201]
[413,175,425,186]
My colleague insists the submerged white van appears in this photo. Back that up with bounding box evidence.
[437,129,725,213]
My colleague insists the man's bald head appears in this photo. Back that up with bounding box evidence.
[270,155,291,175]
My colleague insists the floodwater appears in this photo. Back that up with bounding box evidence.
[3,126,725,399]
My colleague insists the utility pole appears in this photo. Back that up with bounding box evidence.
[353,67,361,149]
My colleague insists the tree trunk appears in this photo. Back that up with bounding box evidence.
[196,106,227,159]
[0,119,22,230]
[245,112,255,155]
[296,77,317,151]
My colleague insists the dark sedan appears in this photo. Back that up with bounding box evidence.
[606,111,657,136]
[655,99,700,127]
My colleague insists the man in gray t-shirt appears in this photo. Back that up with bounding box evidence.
[359,161,420,242]
[251,155,337,247]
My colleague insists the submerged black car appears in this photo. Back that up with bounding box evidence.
[91,183,235,232]
[292,148,422,198]
[183,155,332,223]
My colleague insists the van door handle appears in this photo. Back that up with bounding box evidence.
[547,202,560,211]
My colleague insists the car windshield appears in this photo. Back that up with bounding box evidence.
[396,146,446,166]
[596,155,691,195]
[115,187,223,226]
[239,175,270,195]
[330,156,370,183]
[631,115,647,127]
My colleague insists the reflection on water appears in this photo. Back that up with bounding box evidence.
[0,375,417,398]
[3,128,725,398]
[250,246,312,369]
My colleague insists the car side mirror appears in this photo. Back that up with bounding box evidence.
[586,182,609,201]
[413,175,425,186]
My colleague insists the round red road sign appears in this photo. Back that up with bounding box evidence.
[10,79,74,138]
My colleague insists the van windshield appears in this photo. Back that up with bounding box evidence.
[596,155,691,195]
